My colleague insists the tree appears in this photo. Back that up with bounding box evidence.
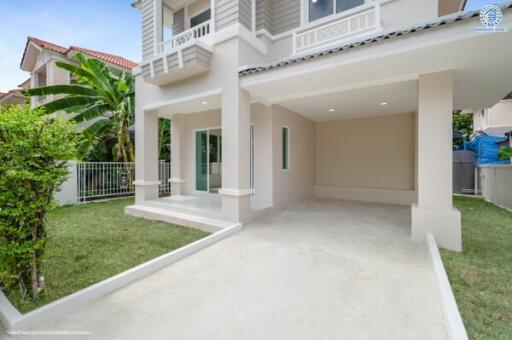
[24,53,135,162]
[453,111,473,136]
[0,105,77,300]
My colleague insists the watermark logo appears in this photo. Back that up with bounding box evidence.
[474,4,508,32]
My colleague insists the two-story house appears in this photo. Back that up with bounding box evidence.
[0,89,25,105]
[19,36,138,108]
[127,0,512,251]
[473,92,512,137]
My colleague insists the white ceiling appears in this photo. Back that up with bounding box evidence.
[280,80,418,122]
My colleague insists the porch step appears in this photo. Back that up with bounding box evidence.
[125,204,236,233]
[144,198,224,220]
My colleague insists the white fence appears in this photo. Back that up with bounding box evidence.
[55,161,171,204]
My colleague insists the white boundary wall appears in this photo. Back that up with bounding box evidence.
[479,164,512,211]
[54,161,78,206]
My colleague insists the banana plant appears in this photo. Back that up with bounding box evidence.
[24,53,135,162]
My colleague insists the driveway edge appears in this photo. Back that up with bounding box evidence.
[0,223,242,334]
[426,233,468,340]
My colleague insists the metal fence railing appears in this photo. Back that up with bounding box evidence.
[77,161,171,202]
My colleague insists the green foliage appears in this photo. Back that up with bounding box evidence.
[159,118,171,162]
[0,105,77,300]
[499,146,512,160]
[24,53,135,162]
[453,111,474,136]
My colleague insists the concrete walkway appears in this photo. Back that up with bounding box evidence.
[10,200,448,340]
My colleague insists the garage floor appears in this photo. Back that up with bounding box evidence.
[9,200,449,340]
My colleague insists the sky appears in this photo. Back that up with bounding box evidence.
[0,0,140,92]
[0,0,506,92]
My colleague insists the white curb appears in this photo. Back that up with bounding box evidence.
[0,223,242,334]
[426,234,468,340]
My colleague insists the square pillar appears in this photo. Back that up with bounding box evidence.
[134,109,160,204]
[219,86,252,223]
[170,114,186,195]
[412,71,462,251]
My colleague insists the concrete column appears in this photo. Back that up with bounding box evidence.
[219,86,252,223]
[134,109,160,204]
[411,71,462,251]
[170,114,186,196]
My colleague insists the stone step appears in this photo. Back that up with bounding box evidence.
[125,204,236,233]
[143,198,225,220]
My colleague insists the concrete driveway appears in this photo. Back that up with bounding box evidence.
[10,200,448,340]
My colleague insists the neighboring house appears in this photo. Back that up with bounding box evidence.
[128,0,512,252]
[20,36,138,108]
[473,92,512,136]
[0,89,25,105]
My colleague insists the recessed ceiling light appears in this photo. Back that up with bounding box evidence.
[201,101,208,105]
[380,102,388,106]
[328,108,335,112]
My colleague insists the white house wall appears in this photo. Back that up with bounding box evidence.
[315,112,417,205]
[271,105,316,208]
[486,100,512,130]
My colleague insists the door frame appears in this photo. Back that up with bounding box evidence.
[193,127,221,195]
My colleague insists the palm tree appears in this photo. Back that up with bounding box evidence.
[24,53,135,162]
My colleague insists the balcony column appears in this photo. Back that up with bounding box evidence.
[170,114,186,196]
[411,71,462,251]
[220,86,252,223]
[134,109,160,204]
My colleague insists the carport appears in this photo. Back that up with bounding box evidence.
[13,200,449,340]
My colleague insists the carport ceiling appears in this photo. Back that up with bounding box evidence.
[280,80,418,122]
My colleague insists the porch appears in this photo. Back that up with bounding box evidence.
[126,194,271,232]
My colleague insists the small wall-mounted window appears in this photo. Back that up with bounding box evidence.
[282,127,289,170]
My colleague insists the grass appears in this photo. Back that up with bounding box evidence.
[5,198,209,314]
[442,196,512,339]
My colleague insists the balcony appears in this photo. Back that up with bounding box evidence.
[157,20,212,54]
[293,2,382,55]
[141,20,213,86]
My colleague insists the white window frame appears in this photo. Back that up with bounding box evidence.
[281,126,290,171]
[302,0,371,26]
[250,123,255,199]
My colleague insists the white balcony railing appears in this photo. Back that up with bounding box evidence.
[157,20,212,55]
[293,2,381,55]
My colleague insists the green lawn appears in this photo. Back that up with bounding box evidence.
[442,196,512,339]
[5,198,209,313]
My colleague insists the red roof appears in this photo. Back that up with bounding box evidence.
[23,36,138,70]
[27,36,67,54]
[0,89,24,100]
[69,46,138,70]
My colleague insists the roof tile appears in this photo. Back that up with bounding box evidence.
[23,37,138,70]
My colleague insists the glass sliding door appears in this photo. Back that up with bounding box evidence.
[208,129,222,194]
[195,128,222,193]
[195,130,208,191]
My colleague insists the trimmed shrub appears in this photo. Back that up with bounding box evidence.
[0,105,77,300]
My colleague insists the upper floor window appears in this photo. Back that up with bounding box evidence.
[190,9,211,28]
[308,0,365,22]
